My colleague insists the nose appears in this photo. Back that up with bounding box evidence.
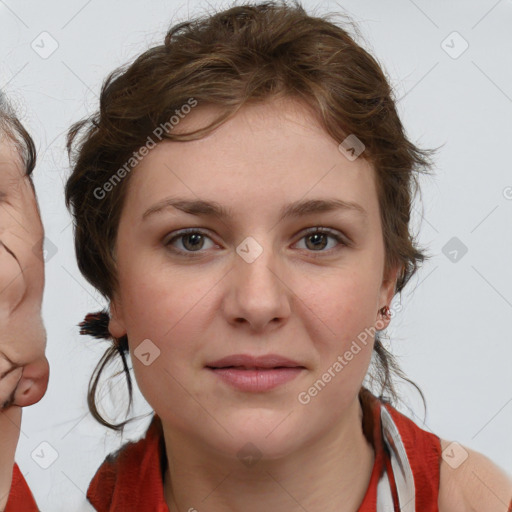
[13,355,49,407]
[226,243,291,330]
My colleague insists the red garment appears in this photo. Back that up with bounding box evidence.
[86,414,169,512]
[4,463,39,511]
[5,390,446,511]
[357,388,441,510]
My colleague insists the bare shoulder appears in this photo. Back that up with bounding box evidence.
[438,438,512,512]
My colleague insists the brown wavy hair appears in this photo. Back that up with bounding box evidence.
[65,0,437,431]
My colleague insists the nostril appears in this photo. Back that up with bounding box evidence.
[12,357,50,408]
[13,377,45,407]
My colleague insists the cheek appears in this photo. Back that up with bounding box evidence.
[116,258,213,408]
[0,240,25,315]
[118,257,211,341]
[301,265,380,342]
[118,264,205,421]
[295,268,380,396]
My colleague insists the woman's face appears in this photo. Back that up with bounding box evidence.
[109,98,398,458]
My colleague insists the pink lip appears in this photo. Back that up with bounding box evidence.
[206,354,306,392]
[208,367,304,392]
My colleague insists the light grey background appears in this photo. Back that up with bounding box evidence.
[1,0,511,510]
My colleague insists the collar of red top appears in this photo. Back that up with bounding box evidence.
[86,390,408,512]
[86,413,169,512]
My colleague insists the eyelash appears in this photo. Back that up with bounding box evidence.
[163,227,349,259]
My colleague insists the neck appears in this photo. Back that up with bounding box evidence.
[162,396,375,512]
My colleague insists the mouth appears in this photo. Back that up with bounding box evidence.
[205,354,306,392]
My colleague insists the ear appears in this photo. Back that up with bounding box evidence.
[375,262,401,330]
[108,294,127,338]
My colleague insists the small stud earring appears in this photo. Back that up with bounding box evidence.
[379,305,391,318]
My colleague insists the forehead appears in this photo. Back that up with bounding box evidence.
[125,98,379,221]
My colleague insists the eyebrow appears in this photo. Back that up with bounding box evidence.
[142,197,368,222]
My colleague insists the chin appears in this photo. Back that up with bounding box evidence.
[202,413,307,461]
